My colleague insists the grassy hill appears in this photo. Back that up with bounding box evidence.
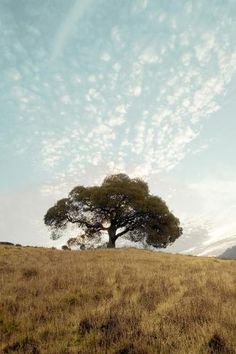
[0,246,235,354]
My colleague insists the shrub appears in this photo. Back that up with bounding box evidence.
[3,337,39,354]
[22,268,38,279]
[61,245,71,251]
[0,242,14,246]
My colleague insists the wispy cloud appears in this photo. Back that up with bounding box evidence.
[37,1,236,192]
[51,0,96,61]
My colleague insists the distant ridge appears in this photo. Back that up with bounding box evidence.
[219,245,236,259]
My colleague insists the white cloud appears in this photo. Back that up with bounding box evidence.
[116,104,127,114]
[158,13,166,23]
[88,75,96,82]
[100,52,111,62]
[131,86,142,96]
[113,63,121,72]
[111,26,121,42]
[108,116,125,126]
[61,95,71,104]
[139,48,160,64]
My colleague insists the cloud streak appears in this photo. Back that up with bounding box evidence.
[51,0,96,61]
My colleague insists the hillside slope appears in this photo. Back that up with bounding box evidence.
[0,246,235,354]
[219,245,236,259]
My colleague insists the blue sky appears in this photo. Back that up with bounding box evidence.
[0,0,236,254]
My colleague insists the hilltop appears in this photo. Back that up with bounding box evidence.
[0,246,235,354]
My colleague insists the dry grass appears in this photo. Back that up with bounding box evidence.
[0,246,235,354]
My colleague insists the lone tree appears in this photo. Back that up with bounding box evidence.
[44,174,182,249]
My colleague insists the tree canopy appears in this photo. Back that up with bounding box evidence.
[44,174,182,248]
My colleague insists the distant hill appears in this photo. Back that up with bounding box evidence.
[219,245,236,259]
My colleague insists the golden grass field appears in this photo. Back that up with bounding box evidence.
[0,246,235,354]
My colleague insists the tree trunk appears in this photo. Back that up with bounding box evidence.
[107,228,116,248]
[107,238,116,248]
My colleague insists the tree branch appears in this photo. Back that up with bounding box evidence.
[116,211,143,228]
[67,215,107,231]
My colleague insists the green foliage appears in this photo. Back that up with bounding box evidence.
[44,174,182,248]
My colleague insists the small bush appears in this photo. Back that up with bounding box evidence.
[208,333,231,354]
[0,242,14,246]
[61,245,71,251]
[116,344,147,354]
[3,337,39,354]
[22,268,38,279]
[79,318,94,335]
